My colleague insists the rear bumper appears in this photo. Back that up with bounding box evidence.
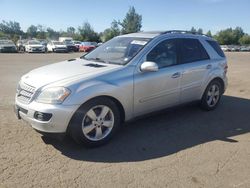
[54,48,68,52]
[15,98,80,133]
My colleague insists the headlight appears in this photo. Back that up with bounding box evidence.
[36,87,71,104]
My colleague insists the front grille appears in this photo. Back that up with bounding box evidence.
[17,82,36,104]
[4,47,14,50]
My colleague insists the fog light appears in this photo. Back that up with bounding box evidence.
[34,111,52,121]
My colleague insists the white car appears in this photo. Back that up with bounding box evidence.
[220,45,230,52]
[25,40,45,53]
[47,41,68,52]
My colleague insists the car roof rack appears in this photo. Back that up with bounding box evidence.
[161,30,210,37]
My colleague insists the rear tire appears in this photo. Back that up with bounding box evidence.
[200,80,222,111]
[69,97,121,147]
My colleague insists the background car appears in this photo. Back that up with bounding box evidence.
[64,40,78,52]
[0,39,18,53]
[72,40,82,51]
[240,46,250,52]
[24,40,45,53]
[16,39,28,52]
[79,42,96,52]
[47,41,68,52]
[220,45,230,52]
[37,39,48,52]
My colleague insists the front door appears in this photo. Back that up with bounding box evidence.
[133,39,182,116]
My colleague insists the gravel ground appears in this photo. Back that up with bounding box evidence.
[0,52,250,188]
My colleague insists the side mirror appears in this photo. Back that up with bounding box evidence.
[140,61,159,72]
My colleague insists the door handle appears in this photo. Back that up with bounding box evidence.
[171,72,181,78]
[206,64,212,69]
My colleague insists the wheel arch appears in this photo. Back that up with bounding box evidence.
[200,76,225,100]
[67,95,126,134]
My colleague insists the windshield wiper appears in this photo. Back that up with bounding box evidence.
[83,57,109,64]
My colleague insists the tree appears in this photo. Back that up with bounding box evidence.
[206,30,212,37]
[36,24,46,39]
[239,34,250,45]
[190,27,196,33]
[101,20,120,42]
[197,28,203,34]
[233,27,244,42]
[78,22,99,41]
[0,20,22,36]
[120,6,142,34]
[27,25,37,38]
[215,27,245,45]
[67,27,76,37]
[46,27,59,40]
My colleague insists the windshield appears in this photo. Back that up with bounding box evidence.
[64,40,73,44]
[53,42,63,45]
[28,41,41,45]
[0,40,14,45]
[81,42,92,46]
[81,37,150,65]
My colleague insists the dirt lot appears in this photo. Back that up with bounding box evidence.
[0,52,250,188]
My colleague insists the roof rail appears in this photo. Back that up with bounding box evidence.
[162,30,210,37]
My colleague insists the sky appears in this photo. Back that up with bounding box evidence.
[0,0,249,34]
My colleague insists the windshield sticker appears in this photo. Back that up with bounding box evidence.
[131,40,148,45]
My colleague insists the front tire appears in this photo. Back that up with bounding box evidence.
[69,97,121,147]
[200,80,222,111]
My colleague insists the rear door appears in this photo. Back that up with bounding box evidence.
[179,38,211,103]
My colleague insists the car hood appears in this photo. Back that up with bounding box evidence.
[54,45,67,48]
[21,58,121,89]
[0,44,16,47]
[27,44,43,47]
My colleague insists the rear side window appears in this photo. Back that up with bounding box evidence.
[179,38,210,64]
[206,40,225,57]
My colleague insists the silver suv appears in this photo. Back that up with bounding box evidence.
[15,31,228,147]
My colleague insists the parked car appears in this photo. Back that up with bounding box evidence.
[47,41,68,52]
[16,39,28,52]
[79,42,96,52]
[0,39,17,53]
[220,45,230,52]
[72,40,82,51]
[37,39,48,52]
[15,30,228,147]
[59,37,73,43]
[240,46,250,52]
[64,40,78,52]
[97,42,103,46]
[228,45,240,52]
[25,40,46,53]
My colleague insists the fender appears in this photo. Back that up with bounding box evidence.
[64,80,134,121]
[200,65,226,99]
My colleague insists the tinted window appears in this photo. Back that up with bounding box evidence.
[206,40,225,57]
[147,39,178,69]
[180,39,209,64]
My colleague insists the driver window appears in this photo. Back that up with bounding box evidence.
[146,39,178,69]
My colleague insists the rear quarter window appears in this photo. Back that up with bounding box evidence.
[206,40,225,58]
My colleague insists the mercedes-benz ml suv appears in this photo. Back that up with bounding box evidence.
[15,31,228,147]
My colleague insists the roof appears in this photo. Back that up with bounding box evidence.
[119,30,212,40]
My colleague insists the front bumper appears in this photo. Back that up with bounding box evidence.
[0,47,17,53]
[15,98,80,133]
[27,48,45,53]
[54,48,68,52]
